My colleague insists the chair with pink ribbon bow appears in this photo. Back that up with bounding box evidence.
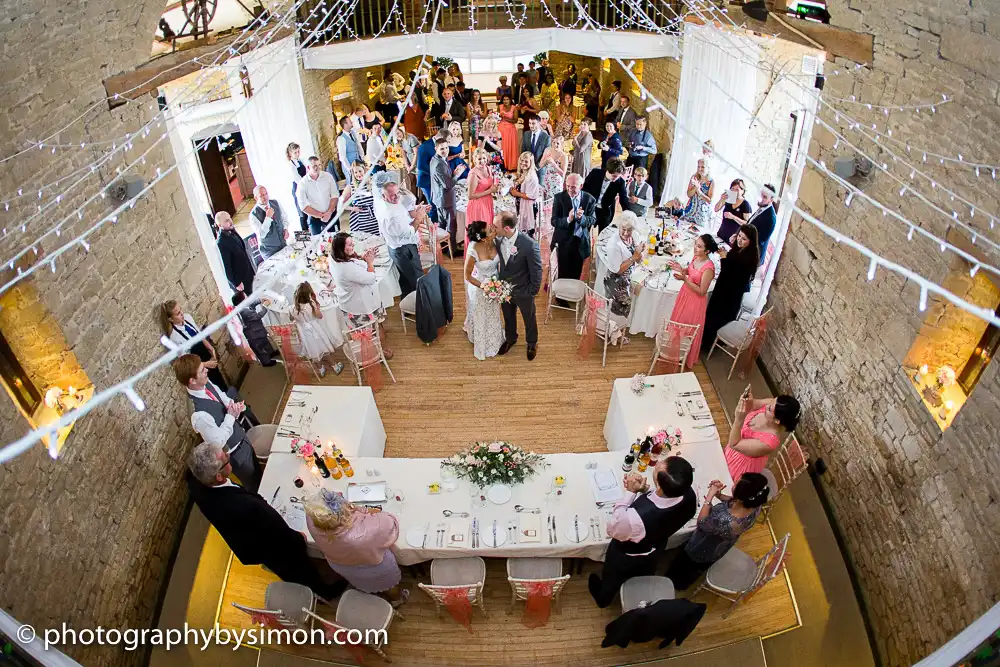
[266,324,322,384]
[300,589,401,663]
[342,322,396,390]
[417,557,487,632]
[648,319,701,374]
[506,557,570,628]
[577,285,623,367]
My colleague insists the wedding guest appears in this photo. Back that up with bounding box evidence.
[583,158,630,232]
[395,125,421,194]
[292,281,342,376]
[357,103,386,153]
[604,211,644,338]
[511,152,541,235]
[417,128,450,220]
[511,62,527,90]
[231,291,278,367]
[683,159,715,228]
[702,225,759,351]
[539,133,569,200]
[454,80,471,107]
[743,184,777,265]
[715,178,752,244]
[626,167,654,217]
[174,354,261,492]
[571,118,594,177]
[287,142,308,230]
[465,148,499,243]
[553,93,575,139]
[187,443,345,600]
[537,110,553,137]
[627,116,657,170]
[338,161,380,236]
[540,73,559,115]
[445,120,469,181]
[526,60,539,87]
[431,67,446,107]
[667,234,718,368]
[589,456,697,608]
[330,232,393,358]
[726,390,800,482]
[378,68,400,124]
[467,89,488,148]
[430,87,466,129]
[248,185,288,260]
[583,73,601,128]
[550,173,597,284]
[160,300,228,390]
[617,96,638,139]
[537,58,551,85]
[559,63,578,98]
[446,62,464,86]
[519,87,542,125]
[298,156,340,236]
[599,122,623,169]
[306,489,408,604]
[336,116,364,180]
[215,211,256,294]
[364,120,388,172]
[495,76,513,103]
[604,80,623,126]
[520,117,550,175]
[431,137,464,256]
[477,114,503,163]
[513,72,535,109]
[402,94,428,141]
[376,179,430,298]
[498,94,520,171]
[666,473,769,590]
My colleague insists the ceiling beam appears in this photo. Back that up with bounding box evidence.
[102,25,294,109]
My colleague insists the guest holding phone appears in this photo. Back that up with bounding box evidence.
[725,388,801,482]
[714,178,751,244]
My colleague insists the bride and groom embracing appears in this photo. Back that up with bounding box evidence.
[462,210,543,361]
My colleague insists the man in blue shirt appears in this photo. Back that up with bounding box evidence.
[416,128,449,222]
[626,116,657,170]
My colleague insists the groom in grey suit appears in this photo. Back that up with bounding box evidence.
[493,210,543,360]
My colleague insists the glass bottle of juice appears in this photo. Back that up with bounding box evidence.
[338,456,355,477]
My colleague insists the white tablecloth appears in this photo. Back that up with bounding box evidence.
[258,446,732,565]
[595,217,717,338]
[604,372,722,453]
[272,385,386,458]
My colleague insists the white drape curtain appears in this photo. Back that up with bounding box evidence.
[302,28,680,70]
[662,24,760,205]
[227,37,316,227]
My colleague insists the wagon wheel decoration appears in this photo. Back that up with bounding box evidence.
[176,0,219,39]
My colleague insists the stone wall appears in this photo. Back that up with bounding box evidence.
[639,57,682,164]
[763,0,1000,663]
[299,67,338,167]
[0,1,231,665]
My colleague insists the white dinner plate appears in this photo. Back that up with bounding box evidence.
[481,522,507,547]
[406,527,427,548]
[487,484,512,505]
[565,517,589,543]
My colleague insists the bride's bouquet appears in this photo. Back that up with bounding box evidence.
[481,277,513,304]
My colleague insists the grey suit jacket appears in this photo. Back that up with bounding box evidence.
[430,155,455,209]
[520,129,551,170]
[496,232,543,298]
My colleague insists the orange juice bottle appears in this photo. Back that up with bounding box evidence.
[637,458,648,473]
[329,461,343,480]
[338,456,355,477]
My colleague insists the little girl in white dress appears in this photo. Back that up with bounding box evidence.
[292,282,343,375]
[462,222,505,360]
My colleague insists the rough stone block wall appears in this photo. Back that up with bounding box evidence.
[638,57,682,162]
[762,0,1000,663]
[299,66,338,167]
[0,2,229,665]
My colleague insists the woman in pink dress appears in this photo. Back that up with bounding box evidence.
[465,148,498,245]
[667,234,718,368]
[498,94,520,172]
[724,389,801,481]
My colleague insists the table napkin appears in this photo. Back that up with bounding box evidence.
[447,520,470,548]
[589,469,624,505]
[518,513,542,543]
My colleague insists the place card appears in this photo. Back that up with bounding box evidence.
[447,520,470,548]
[518,513,541,543]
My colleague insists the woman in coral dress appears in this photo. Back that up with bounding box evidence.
[498,94,520,172]
[667,234,718,368]
[724,389,801,481]
[465,148,498,244]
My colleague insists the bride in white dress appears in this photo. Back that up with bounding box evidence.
[463,221,505,360]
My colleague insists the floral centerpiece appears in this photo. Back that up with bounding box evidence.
[384,143,404,171]
[481,277,513,304]
[290,437,318,463]
[631,428,682,458]
[442,441,546,487]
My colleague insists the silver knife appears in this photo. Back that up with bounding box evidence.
[421,522,430,549]
[492,520,497,547]
[552,516,557,543]
[574,514,580,543]
[270,486,281,506]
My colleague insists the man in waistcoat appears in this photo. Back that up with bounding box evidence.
[248,185,288,260]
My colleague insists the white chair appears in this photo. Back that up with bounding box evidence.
[301,589,400,662]
[341,322,396,387]
[620,575,675,613]
[418,220,445,270]
[506,558,570,616]
[246,424,278,462]
[648,319,700,374]
[265,324,322,383]
[418,557,488,623]
[545,247,587,325]
[232,581,316,629]
[760,434,809,519]
[706,307,773,380]
[578,285,622,367]
[695,532,791,618]
[399,291,417,333]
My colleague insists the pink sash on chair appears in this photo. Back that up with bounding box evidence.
[351,326,384,391]
[442,587,474,633]
[655,322,687,373]
[248,610,285,629]
[522,581,554,629]
[271,324,312,384]
[576,293,602,360]
[324,625,368,664]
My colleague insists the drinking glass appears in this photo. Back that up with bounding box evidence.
[441,467,458,492]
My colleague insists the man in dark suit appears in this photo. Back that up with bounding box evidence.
[493,210,543,360]
[736,183,777,265]
[215,211,255,294]
[431,137,464,256]
[520,117,551,174]
[416,128,450,222]
[583,158,630,233]
[186,443,346,601]
[430,87,466,129]
[616,96,638,139]
[550,173,597,286]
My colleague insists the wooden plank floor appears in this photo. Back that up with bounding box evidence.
[214,256,799,665]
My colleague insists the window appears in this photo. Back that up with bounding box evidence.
[0,329,40,415]
[957,305,1000,394]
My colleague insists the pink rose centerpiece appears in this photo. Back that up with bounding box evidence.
[442,441,545,487]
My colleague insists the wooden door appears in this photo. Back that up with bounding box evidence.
[196,139,235,216]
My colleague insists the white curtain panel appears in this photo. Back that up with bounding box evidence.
[227,37,317,225]
[302,28,680,70]
[662,24,760,205]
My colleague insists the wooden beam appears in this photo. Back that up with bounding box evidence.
[779,17,874,64]
[102,25,294,108]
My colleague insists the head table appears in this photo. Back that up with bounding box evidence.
[595,216,719,338]
[271,386,386,458]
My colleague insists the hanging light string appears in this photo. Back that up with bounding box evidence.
[615,0,685,34]
[821,91,951,114]
[0,0,356,299]
[574,0,1000,330]
[0,0,329,273]
[0,0,446,465]
[0,0,321,211]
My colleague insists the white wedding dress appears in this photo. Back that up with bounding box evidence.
[463,245,505,360]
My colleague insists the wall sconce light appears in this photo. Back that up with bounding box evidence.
[43,385,93,415]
